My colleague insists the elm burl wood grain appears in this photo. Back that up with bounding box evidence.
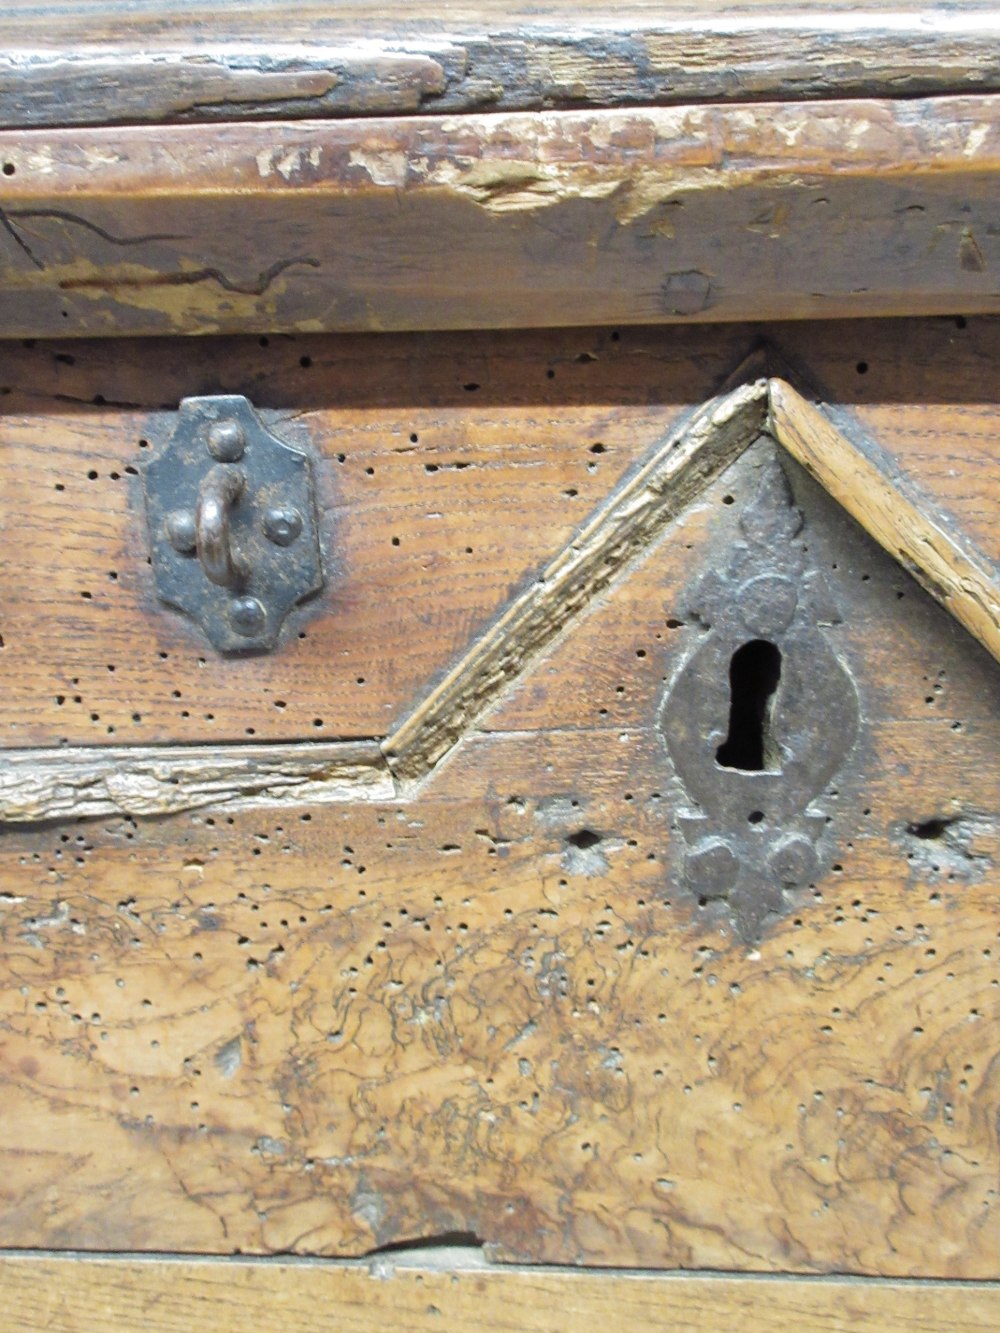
[1,318,998,749]
[0,436,997,1273]
[4,1,1000,129]
[5,96,1000,337]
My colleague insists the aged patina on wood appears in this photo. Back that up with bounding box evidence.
[3,1256,1000,1333]
[2,2,1000,1325]
[1,319,998,1280]
[2,320,998,755]
[4,0,1000,129]
[4,95,1000,338]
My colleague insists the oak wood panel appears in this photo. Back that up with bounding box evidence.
[1,449,997,1273]
[4,2,1000,130]
[4,97,1000,337]
[2,319,999,749]
[2,1255,1000,1333]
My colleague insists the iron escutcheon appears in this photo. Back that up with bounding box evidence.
[143,395,324,652]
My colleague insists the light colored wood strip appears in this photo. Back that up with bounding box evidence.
[770,377,1000,666]
[384,379,767,780]
[0,741,393,823]
[1,1255,999,1333]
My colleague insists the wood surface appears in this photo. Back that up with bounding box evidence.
[4,2,1000,130]
[769,379,1000,668]
[2,319,998,752]
[0,741,392,824]
[5,96,1000,337]
[1,361,998,1271]
[2,1255,1000,1332]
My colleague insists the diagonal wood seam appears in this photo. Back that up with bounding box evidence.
[3,371,998,824]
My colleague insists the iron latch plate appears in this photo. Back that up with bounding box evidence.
[143,395,324,652]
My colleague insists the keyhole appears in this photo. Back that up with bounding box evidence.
[715,639,783,772]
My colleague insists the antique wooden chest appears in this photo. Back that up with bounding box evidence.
[2,2,1000,1328]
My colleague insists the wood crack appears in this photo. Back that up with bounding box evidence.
[59,255,322,296]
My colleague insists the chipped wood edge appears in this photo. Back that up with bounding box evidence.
[384,379,769,782]
[0,1254,999,1333]
[7,10,1000,130]
[5,96,1000,337]
[0,740,394,824]
[769,377,1000,667]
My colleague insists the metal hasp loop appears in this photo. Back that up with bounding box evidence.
[143,395,325,652]
[196,465,245,588]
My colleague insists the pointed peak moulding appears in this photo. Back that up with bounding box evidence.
[3,374,998,909]
[384,373,1000,782]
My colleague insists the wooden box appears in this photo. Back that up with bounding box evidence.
[1,3,999,1327]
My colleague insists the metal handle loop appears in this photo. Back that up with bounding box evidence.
[196,465,245,588]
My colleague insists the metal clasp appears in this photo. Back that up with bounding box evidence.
[143,395,324,652]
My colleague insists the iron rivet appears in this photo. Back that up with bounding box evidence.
[684,838,739,897]
[263,507,303,546]
[738,573,798,637]
[229,596,266,636]
[165,509,197,553]
[207,419,246,462]
[769,835,818,886]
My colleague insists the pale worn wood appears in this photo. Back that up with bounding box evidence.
[770,379,1000,666]
[4,2,1000,129]
[0,442,997,1272]
[5,96,1000,336]
[1,1255,999,1333]
[0,741,392,823]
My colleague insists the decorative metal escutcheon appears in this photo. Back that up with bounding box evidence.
[660,454,860,941]
[143,395,324,652]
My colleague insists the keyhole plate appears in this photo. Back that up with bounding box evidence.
[660,455,860,940]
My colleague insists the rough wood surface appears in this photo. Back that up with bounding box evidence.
[0,742,392,824]
[386,378,768,781]
[5,96,1000,337]
[2,320,997,752]
[4,2,1000,129]
[1,428,997,1271]
[770,379,1000,667]
[2,1255,1000,1333]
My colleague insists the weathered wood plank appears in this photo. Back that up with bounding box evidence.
[2,320,999,751]
[1,1255,999,1333]
[4,96,1000,336]
[4,2,1000,128]
[0,442,997,1271]
[0,324,747,748]
[0,742,392,823]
